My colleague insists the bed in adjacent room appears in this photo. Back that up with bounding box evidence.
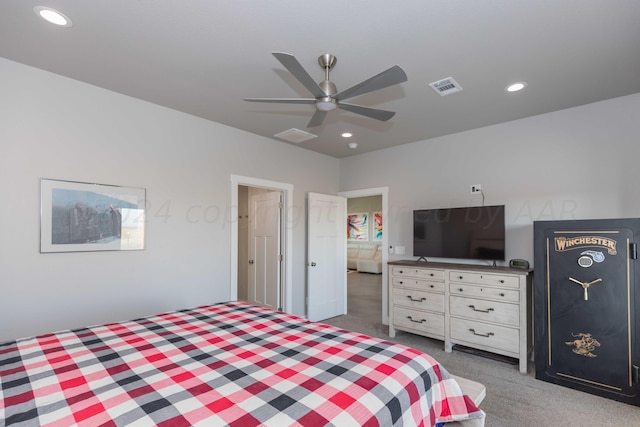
[0,301,485,426]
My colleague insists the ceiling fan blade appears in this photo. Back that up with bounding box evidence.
[307,110,327,128]
[272,52,326,99]
[338,103,396,122]
[244,98,316,104]
[335,65,407,101]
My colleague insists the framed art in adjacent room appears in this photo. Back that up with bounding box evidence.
[347,212,368,241]
[40,178,146,253]
[373,211,383,241]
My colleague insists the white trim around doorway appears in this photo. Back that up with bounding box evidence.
[230,175,294,313]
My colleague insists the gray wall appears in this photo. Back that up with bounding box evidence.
[2,55,638,343]
[339,93,640,268]
[348,195,382,214]
[0,58,339,342]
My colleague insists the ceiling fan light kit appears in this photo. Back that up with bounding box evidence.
[316,97,337,111]
[244,52,407,128]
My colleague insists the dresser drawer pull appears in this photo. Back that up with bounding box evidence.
[500,293,505,297]
[458,275,464,280]
[430,284,434,288]
[458,288,464,292]
[469,329,494,338]
[468,305,494,313]
[429,273,434,277]
[407,295,427,302]
[500,279,505,283]
[407,316,426,324]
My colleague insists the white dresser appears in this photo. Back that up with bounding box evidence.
[389,266,446,341]
[389,261,532,373]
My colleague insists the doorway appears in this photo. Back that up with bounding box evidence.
[230,175,293,313]
[339,187,389,324]
[346,195,384,323]
[238,186,282,310]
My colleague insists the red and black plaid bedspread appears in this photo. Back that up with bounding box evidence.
[1,301,484,426]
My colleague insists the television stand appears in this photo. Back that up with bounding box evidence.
[388,260,533,373]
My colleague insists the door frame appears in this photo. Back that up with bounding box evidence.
[230,175,293,313]
[338,186,389,324]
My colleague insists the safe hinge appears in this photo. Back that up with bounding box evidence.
[630,242,638,260]
[278,254,283,262]
[633,365,639,384]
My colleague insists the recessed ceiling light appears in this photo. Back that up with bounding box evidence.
[34,6,72,27]
[348,142,358,149]
[505,82,527,93]
[342,132,353,138]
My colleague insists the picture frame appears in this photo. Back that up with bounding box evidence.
[373,211,383,241]
[40,178,146,253]
[347,212,368,241]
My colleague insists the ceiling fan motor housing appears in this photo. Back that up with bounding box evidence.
[319,80,337,96]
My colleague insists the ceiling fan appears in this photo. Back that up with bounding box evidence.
[244,52,407,128]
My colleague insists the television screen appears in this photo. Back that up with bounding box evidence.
[413,205,505,261]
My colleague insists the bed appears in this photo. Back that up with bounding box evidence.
[0,301,485,426]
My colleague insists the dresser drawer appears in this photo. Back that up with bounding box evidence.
[450,317,519,354]
[393,307,445,337]
[450,295,519,326]
[449,283,519,302]
[393,287,445,313]
[449,271,519,288]
[392,267,445,281]
[392,277,445,292]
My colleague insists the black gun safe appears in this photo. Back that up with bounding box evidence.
[533,218,640,405]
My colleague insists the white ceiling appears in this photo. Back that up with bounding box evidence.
[2,1,639,158]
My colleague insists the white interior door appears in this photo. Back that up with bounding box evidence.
[307,192,347,321]
[248,191,281,310]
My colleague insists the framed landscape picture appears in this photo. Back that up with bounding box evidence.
[40,178,146,253]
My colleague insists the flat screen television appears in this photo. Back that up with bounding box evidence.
[413,205,505,261]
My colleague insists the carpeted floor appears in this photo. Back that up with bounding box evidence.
[324,272,640,426]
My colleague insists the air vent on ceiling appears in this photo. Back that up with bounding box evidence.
[274,128,318,144]
[429,77,463,96]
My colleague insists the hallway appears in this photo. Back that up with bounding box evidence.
[346,271,382,324]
